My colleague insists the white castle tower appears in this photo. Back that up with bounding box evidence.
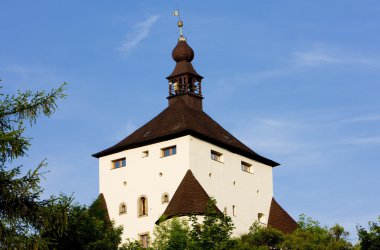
[92,18,297,247]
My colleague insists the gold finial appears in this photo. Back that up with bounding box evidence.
[173,10,185,41]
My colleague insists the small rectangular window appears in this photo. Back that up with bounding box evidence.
[142,150,149,158]
[161,146,176,157]
[211,150,223,162]
[241,161,252,173]
[112,158,126,169]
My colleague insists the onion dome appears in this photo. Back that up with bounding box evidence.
[172,40,194,62]
[167,39,202,79]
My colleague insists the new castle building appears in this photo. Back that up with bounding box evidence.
[93,18,297,247]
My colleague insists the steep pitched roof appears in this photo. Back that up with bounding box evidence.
[92,98,278,167]
[89,193,111,228]
[157,170,221,223]
[267,198,298,234]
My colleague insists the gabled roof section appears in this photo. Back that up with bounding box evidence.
[92,99,279,167]
[157,170,221,223]
[268,198,298,234]
[89,193,111,228]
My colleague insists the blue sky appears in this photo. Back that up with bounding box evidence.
[1,1,379,241]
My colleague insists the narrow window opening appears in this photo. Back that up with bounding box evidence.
[119,203,127,215]
[232,205,236,216]
[162,193,169,204]
[138,196,148,216]
[258,213,266,224]
[223,207,227,215]
[139,233,149,248]
[142,150,149,158]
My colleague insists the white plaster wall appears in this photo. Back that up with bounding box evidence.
[98,136,191,242]
[188,136,274,236]
[98,135,274,242]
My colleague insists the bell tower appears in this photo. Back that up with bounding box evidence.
[167,15,204,111]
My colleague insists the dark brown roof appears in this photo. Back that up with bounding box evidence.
[157,170,222,223]
[167,40,202,79]
[172,40,194,62]
[92,98,278,167]
[267,198,297,234]
[167,61,202,79]
[89,193,111,228]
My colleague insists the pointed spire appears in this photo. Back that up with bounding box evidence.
[167,9,203,102]
[177,20,185,41]
[172,9,186,41]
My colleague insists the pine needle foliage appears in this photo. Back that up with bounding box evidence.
[0,81,70,249]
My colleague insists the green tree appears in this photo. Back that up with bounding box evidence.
[188,198,236,250]
[42,200,123,250]
[235,222,284,250]
[119,239,144,250]
[153,217,190,250]
[0,81,70,249]
[131,198,236,250]
[281,214,353,250]
[357,216,380,250]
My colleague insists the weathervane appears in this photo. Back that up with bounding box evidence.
[172,9,185,41]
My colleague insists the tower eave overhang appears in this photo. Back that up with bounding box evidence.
[167,92,204,100]
[92,129,279,167]
[166,61,203,79]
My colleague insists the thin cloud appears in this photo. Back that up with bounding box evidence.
[256,118,301,128]
[111,119,137,142]
[234,117,306,155]
[213,44,380,96]
[293,49,338,66]
[339,114,380,124]
[292,47,380,68]
[120,15,160,54]
[252,139,300,154]
[344,136,380,146]
[0,64,62,91]
[2,64,50,74]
